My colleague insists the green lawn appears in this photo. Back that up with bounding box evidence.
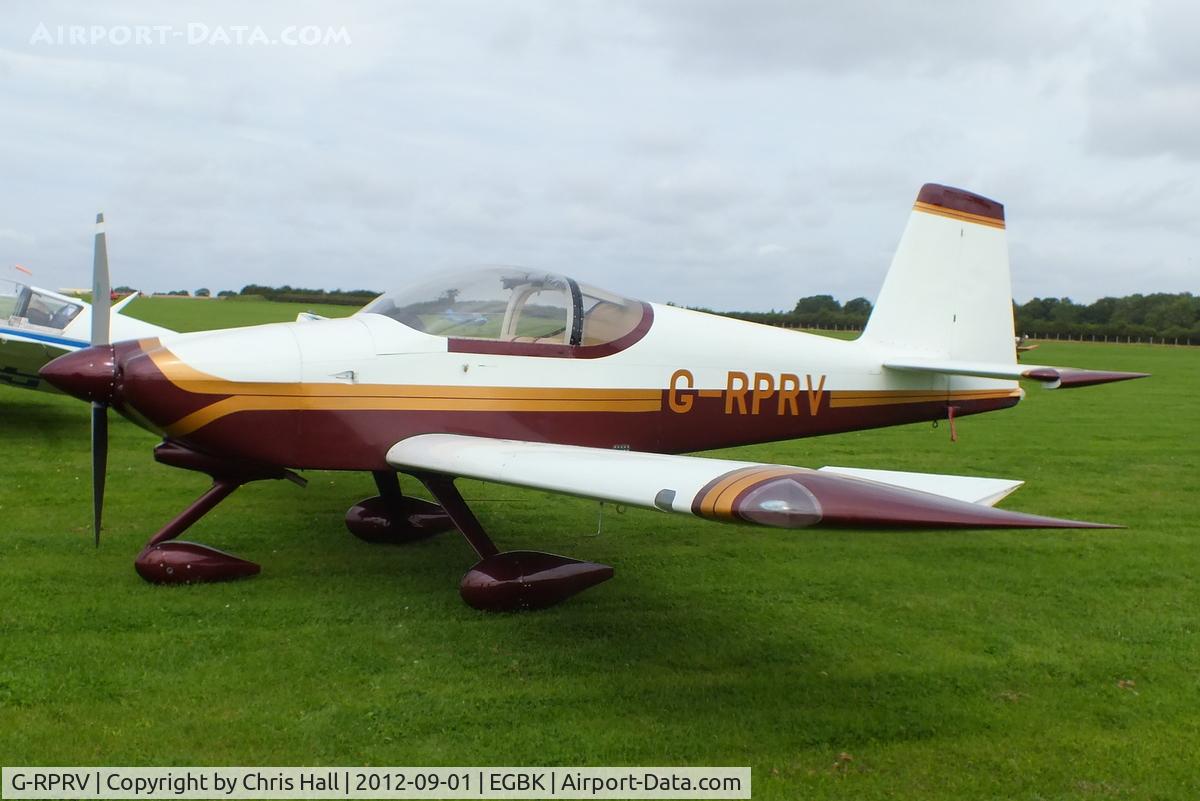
[120,295,357,332]
[1,301,1197,800]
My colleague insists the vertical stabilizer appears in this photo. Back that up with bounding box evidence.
[862,184,1015,364]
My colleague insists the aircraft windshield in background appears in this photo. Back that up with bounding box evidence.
[40,186,1148,612]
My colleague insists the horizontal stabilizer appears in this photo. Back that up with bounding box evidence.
[110,291,141,314]
[884,358,1149,389]
[818,466,1022,506]
[387,434,1116,530]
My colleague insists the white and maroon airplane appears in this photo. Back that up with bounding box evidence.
[41,186,1146,611]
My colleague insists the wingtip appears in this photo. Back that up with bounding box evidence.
[1022,368,1152,389]
[1033,517,1123,530]
[978,504,1124,530]
[718,470,1129,531]
[1057,370,1151,388]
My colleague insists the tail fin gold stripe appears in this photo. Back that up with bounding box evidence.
[913,201,1006,229]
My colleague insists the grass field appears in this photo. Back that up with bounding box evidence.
[120,295,357,332]
[1,298,1197,800]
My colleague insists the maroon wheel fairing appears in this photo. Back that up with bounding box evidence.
[135,541,261,584]
[345,495,454,543]
[460,551,614,611]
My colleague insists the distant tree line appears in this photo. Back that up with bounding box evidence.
[693,294,875,330]
[238,284,379,306]
[1014,294,1199,341]
[700,291,1199,342]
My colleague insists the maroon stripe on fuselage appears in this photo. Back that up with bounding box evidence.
[167,392,1020,471]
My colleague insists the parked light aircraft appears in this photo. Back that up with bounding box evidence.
[1,231,172,393]
[41,187,1147,610]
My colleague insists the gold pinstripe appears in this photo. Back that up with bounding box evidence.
[829,389,1019,408]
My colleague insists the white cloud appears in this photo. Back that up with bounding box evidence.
[0,0,1195,308]
[1086,0,1200,161]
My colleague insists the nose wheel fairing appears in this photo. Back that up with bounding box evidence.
[132,442,305,585]
[135,541,260,583]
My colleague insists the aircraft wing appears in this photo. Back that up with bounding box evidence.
[0,327,78,351]
[883,358,1148,389]
[386,434,1114,530]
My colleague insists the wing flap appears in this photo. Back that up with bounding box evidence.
[883,358,1149,389]
[387,434,1114,530]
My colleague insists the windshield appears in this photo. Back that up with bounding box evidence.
[361,268,647,349]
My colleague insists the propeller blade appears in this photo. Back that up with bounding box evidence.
[91,212,110,347]
[89,212,111,546]
[91,401,108,546]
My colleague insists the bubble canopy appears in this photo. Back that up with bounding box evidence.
[360,268,651,354]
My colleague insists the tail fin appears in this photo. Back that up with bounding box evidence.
[862,184,1015,364]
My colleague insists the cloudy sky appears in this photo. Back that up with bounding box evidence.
[1,0,1196,310]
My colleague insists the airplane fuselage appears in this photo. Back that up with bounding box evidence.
[101,304,1021,470]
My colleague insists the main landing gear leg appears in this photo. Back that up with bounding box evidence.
[416,473,613,612]
[134,441,305,584]
[344,470,454,543]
